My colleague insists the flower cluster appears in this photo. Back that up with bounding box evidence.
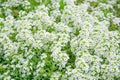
[0,0,120,80]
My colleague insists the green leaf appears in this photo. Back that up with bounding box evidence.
[59,0,66,10]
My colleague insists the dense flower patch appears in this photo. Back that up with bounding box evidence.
[0,0,120,80]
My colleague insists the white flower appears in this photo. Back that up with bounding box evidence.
[0,0,120,79]
[41,53,47,59]
[64,0,76,5]
[50,72,61,80]
[112,17,120,25]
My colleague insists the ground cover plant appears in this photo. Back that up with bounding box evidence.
[0,0,120,80]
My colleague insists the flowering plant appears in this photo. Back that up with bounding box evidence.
[0,0,120,80]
